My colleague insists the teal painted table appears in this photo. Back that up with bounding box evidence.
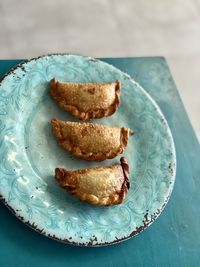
[0,58,199,267]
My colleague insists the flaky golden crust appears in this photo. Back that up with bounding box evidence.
[51,118,133,161]
[55,157,130,206]
[49,78,121,121]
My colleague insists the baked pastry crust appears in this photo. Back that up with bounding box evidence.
[49,78,121,121]
[55,157,130,206]
[51,118,133,161]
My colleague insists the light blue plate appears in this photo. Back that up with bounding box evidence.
[0,54,176,246]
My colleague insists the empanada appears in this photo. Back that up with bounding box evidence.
[55,157,130,206]
[49,78,121,120]
[51,118,133,161]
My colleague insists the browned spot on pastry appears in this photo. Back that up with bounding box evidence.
[81,128,89,137]
[54,157,130,206]
[87,88,95,94]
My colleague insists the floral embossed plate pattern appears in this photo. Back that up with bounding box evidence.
[0,54,176,246]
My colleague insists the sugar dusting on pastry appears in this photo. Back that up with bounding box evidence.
[49,79,121,120]
[55,157,130,206]
[51,118,133,161]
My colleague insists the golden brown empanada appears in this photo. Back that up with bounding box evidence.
[51,118,133,161]
[55,157,130,206]
[49,78,121,121]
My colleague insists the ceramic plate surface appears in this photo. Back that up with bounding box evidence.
[0,54,176,246]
